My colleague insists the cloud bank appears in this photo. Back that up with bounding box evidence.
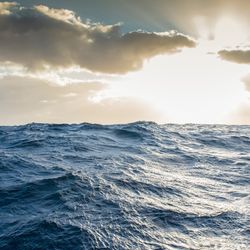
[218,50,250,64]
[0,76,161,125]
[0,2,195,74]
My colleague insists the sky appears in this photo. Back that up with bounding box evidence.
[0,1,250,125]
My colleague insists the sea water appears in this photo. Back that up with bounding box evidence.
[0,122,249,249]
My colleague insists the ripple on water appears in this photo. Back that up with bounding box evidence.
[0,122,249,249]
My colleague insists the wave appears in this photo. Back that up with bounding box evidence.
[0,122,249,249]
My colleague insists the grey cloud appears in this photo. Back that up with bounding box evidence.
[0,3,195,74]
[0,76,161,125]
[218,50,250,64]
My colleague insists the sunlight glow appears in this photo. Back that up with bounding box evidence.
[214,16,249,47]
[98,43,249,124]
[194,15,249,47]
[91,15,250,124]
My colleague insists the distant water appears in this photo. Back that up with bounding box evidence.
[0,122,249,250]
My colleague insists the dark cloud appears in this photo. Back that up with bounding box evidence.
[218,50,250,64]
[0,76,161,125]
[0,3,195,74]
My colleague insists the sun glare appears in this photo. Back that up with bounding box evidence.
[95,15,250,124]
[214,16,249,47]
[194,15,249,47]
[101,44,249,124]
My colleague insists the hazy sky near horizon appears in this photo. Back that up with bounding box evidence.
[0,0,250,125]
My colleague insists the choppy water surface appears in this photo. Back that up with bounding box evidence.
[0,122,249,249]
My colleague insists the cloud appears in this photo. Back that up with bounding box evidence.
[72,0,250,38]
[153,0,250,32]
[0,1,16,14]
[229,103,250,125]
[0,76,161,125]
[21,0,250,38]
[0,3,195,74]
[242,74,250,92]
[218,50,250,64]
[237,105,250,124]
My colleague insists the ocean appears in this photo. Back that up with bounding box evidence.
[0,122,249,249]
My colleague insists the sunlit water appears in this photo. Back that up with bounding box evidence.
[0,122,249,249]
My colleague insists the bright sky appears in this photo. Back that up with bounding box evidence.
[0,0,250,125]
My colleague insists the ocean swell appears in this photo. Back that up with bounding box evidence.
[0,122,249,249]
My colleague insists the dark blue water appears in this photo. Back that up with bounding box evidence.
[0,122,249,249]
